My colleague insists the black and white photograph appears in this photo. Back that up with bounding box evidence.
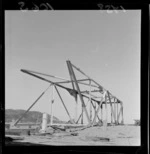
[5,9,141,146]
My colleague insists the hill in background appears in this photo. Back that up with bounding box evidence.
[5,109,66,124]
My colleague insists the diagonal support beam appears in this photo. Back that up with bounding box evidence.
[14,84,51,126]
[70,63,122,102]
[22,69,70,81]
[91,100,101,122]
[22,69,98,88]
[54,85,74,124]
[71,63,104,92]
[21,69,120,108]
[67,61,78,121]
[91,91,106,126]
[66,61,76,91]
[117,104,122,123]
[76,98,90,124]
[76,113,82,124]
[21,69,104,106]
[76,100,101,124]
[67,60,91,124]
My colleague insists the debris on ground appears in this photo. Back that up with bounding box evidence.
[85,136,110,142]
[5,125,140,146]
[5,135,24,142]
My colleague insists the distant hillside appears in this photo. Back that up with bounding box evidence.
[5,109,66,124]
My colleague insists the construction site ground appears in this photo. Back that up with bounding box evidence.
[5,125,140,146]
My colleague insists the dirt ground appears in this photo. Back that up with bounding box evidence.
[5,125,140,146]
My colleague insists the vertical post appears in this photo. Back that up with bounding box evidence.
[89,80,92,122]
[95,101,97,120]
[101,104,103,122]
[105,94,108,126]
[117,104,122,124]
[121,102,124,124]
[41,113,48,132]
[107,91,113,124]
[117,100,118,124]
[50,84,54,125]
[111,102,113,124]
[81,105,83,124]
[75,96,78,122]
[114,97,116,124]
[91,100,96,121]
[111,101,115,124]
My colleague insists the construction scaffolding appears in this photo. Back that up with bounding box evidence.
[14,60,124,127]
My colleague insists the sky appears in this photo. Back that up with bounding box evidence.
[5,10,141,124]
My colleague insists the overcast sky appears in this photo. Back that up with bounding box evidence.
[5,10,141,124]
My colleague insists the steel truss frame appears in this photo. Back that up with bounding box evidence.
[14,60,124,127]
